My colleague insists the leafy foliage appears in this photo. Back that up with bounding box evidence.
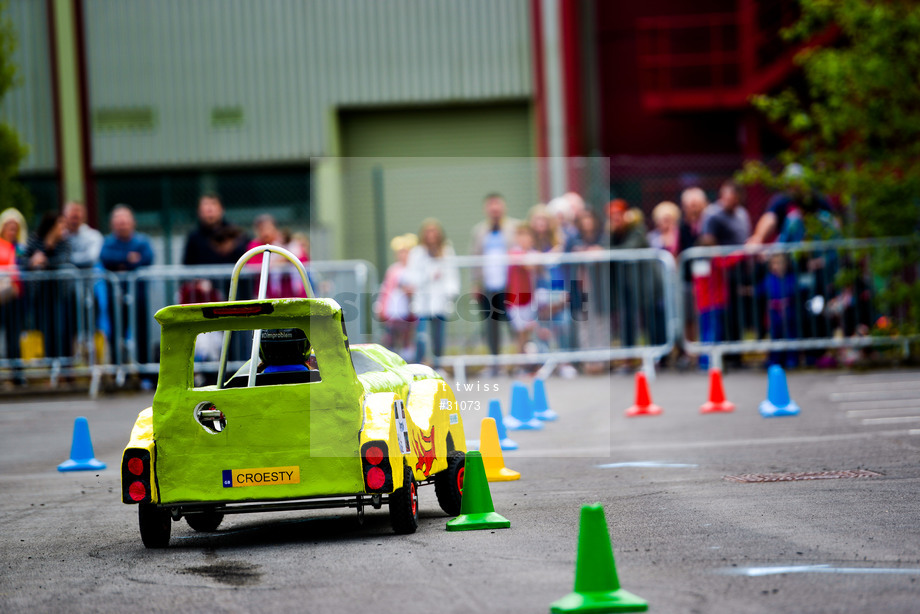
[739,0,920,334]
[0,0,31,219]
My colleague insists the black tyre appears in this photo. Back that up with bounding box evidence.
[138,503,171,548]
[186,510,224,532]
[389,466,419,534]
[434,450,465,516]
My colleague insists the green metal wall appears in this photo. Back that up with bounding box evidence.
[1,0,56,173]
[338,103,537,266]
[83,0,533,169]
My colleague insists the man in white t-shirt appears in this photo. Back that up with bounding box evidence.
[469,193,519,370]
[63,201,104,269]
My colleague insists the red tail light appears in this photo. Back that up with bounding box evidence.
[122,449,152,504]
[366,467,386,490]
[361,441,392,493]
[365,445,384,466]
[128,481,147,502]
[127,457,144,476]
[202,303,274,318]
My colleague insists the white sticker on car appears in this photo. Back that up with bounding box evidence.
[394,399,410,454]
[449,413,458,425]
[439,398,450,411]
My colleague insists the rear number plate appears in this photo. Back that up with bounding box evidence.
[222,466,300,488]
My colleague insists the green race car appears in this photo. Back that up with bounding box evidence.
[121,246,467,548]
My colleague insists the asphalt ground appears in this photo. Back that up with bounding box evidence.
[2,368,920,613]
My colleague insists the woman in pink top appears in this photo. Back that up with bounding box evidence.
[375,233,418,361]
[0,208,26,385]
[246,214,309,298]
[647,201,681,258]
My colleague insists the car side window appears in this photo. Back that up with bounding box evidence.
[351,350,385,375]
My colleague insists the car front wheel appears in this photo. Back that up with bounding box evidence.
[138,503,171,548]
[389,466,419,534]
[434,450,465,516]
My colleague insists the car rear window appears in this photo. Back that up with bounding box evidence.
[191,328,321,389]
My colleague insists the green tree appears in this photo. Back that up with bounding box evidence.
[0,0,31,220]
[740,0,920,333]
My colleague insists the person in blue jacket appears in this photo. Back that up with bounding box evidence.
[100,205,155,364]
[100,205,154,272]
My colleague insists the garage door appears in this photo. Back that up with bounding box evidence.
[338,103,537,268]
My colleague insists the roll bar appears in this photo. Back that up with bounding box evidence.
[216,244,314,389]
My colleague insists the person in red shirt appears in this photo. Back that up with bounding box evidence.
[245,214,310,299]
[506,223,539,356]
[692,235,744,369]
[0,234,19,301]
[0,208,26,385]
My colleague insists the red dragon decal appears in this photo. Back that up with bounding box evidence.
[411,426,436,477]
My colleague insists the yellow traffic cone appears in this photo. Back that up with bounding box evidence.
[480,418,521,482]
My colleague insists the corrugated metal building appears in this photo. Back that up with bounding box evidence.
[2,0,538,265]
[2,0,57,208]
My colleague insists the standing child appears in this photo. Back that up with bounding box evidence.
[759,252,799,368]
[691,236,743,369]
[375,233,418,361]
[528,204,567,355]
[506,223,539,357]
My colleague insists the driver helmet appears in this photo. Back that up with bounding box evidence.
[260,328,310,367]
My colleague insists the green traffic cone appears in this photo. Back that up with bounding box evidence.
[550,503,648,613]
[446,451,511,531]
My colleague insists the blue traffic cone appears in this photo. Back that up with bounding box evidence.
[58,417,107,472]
[488,399,518,450]
[759,365,800,417]
[504,382,543,430]
[532,378,558,421]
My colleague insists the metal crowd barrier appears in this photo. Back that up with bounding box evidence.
[425,249,679,383]
[3,238,918,393]
[678,238,920,369]
[0,265,108,387]
[0,260,377,394]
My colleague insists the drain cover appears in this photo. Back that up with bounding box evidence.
[723,470,883,483]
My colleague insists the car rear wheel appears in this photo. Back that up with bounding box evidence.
[186,510,224,532]
[389,466,419,534]
[138,503,171,548]
[434,450,465,516]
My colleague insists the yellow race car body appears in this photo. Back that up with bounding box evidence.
[121,297,466,546]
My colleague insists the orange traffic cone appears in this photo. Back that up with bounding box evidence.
[625,372,662,417]
[700,368,735,414]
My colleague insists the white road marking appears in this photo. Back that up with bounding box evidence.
[831,391,920,402]
[835,373,920,384]
[596,462,698,469]
[840,399,920,411]
[518,429,911,457]
[830,381,920,393]
[722,565,920,577]
[861,416,920,425]
[0,401,99,412]
[845,407,920,418]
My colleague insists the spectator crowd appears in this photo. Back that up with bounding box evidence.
[0,171,880,388]
[0,193,312,387]
[374,169,871,375]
